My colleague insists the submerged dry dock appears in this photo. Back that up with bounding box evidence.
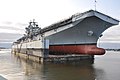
[12,10,119,62]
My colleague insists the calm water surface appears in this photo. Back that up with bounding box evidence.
[0,49,120,80]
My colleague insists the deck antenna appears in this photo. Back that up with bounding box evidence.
[94,0,97,11]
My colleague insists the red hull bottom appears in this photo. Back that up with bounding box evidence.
[49,45,105,55]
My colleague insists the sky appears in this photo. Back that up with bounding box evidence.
[0,0,120,48]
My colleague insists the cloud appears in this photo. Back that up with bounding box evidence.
[2,21,12,25]
[0,33,22,40]
[100,25,120,42]
[0,26,23,31]
[0,39,15,43]
[16,23,27,26]
[0,28,24,34]
[103,25,120,35]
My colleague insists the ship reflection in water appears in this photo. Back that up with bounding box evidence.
[0,50,120,80]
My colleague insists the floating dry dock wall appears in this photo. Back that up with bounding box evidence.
[12,39,49,62]
[12,10,119,63]
[12,39,94,63]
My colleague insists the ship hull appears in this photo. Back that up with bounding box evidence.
[49,44,105,55]
[46,16,112,55]
[46,16,113,45]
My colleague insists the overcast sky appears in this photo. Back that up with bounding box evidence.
[0,0,120,43]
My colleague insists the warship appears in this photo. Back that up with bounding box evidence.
[12,10,119,62]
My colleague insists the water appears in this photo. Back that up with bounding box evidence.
[0,50,120,80]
